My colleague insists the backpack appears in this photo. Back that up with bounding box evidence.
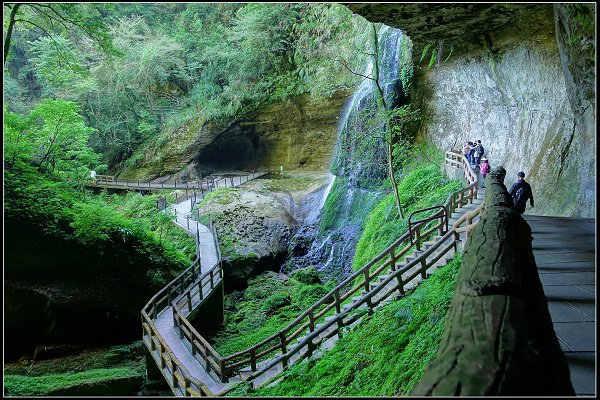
[513,187,525,204]
[512,183,530,212]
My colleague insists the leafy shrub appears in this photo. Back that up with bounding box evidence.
[261,292,291,313]
[290,267,321,285]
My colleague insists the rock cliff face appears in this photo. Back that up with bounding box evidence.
[346,3,595,217]
[193,90,352,175]
[121,90,352,181]
[196,174,332,290]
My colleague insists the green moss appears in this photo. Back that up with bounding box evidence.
[210,271,332,358]
[198,187,240,206]
[318,176,381,236]
[4,368,142,396]
[264,174,325,193]
[4,342,145,396]
[228,255,462,396]
[352,165,464,270]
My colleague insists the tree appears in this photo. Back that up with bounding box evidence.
[27,35,93,99]
[22,99,98,175]
[4,2,115,65]
[4,104,35,167]
[337,23,420,219]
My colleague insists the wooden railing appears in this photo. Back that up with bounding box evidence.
[141,255,212,396]
[171,260,226,382]
[142,152,483,393]
[92,171,270,195]
[95,174,115,184]
[237,218,458,383]
[411,166,575,396]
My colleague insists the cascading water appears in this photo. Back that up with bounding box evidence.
[284,25,408,282]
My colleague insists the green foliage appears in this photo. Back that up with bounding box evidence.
[318,177,382,235]
[229,255,462,396]
[4,3,117,64]
[419,42,450,68]
[70,199,142,246]
[210,271,332,357]
[290,266,321,285]
[399,35,414,97]
[27,35,91,98]
[352,165,464,270]
[3,368,141,396]
[4,342,145,378]
[4,99,100,178]
[6,3,374,172]
[4,161,192,283]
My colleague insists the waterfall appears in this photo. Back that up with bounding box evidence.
[333,25,405,185]
[285,25,407,283]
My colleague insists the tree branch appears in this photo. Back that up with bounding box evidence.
[333,57,374,81]
[15,18,80,72]
[28,4,72,32]
[4,3,22,64]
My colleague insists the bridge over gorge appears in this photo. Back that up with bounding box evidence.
[98,156,593,395]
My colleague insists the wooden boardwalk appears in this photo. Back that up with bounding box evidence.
[143,154,593,396]
[139,152,487,396]
[525,215,596,396]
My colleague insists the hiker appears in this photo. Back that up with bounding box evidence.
[479,157,490,188]
[508,171,534,214]
[469,141,476,164]
[463,141,472,163]
[474,140,485,168]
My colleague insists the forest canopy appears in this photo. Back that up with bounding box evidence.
[4,3,372,170]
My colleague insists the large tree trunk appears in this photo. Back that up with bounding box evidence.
[4,3,22,65]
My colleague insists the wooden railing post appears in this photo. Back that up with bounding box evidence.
[149,327,156,351]
[220,359,228,383]
[250,348,257,371]
[415,226,422,251]
[171,359,177,388]
[184,377,190,396]
[308,311,315,332]
[279,332,288,367]
[420,256,427,278]
[334,289,341,313]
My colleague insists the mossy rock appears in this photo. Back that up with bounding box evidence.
[290,266,322,285]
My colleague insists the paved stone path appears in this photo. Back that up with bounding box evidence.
[524,215,596,396]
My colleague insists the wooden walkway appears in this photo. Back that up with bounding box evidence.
[525,215,596,396]
[139,152,485,395]
[141,171,268,394]
[90,171,268,193]
[145,153,597,396]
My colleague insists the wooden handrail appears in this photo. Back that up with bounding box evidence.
[411,166,574,396]
[141,171,268,392]
[142,157,483,392]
